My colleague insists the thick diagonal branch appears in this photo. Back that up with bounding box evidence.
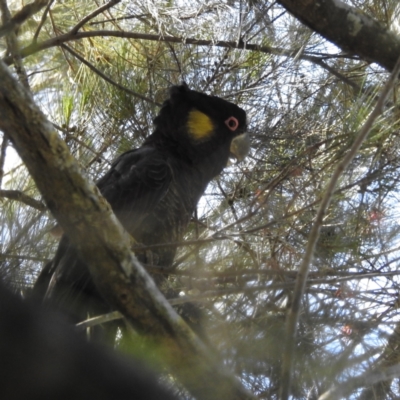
[276,0,400,72]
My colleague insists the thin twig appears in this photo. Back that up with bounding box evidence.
[75,266,400,331]
[2,29,360,89]
[0,189,46,211]
[52,123,109,164]
[310,56,361,91]
[32,0,54,42]
[0,0,49,38]
[75,311,122,330]
[89,14,150,25]
[0,253,50,262]
[279,56,400,400]
[70,0,121,34]
[60,44,161,106]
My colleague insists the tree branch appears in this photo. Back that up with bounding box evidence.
[69,0,121,35]
[0,0,49,38]
[2,29,360,89]
[0,0,30,90]
[276,0,400,72]
[0,190,46,211]
[32,0,54,42]
[0,134,8,187]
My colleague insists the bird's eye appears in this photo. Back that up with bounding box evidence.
[225,117,239,132]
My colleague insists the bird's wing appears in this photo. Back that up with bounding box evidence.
[33,146,173,319]
[97,146,173,231]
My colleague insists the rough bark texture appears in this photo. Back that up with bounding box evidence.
[276,0,400,71]
[0,60,254,400]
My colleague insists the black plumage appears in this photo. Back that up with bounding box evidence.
[0,282,179,400]
[33,84,248,333]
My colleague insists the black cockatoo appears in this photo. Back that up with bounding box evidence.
[33,84,248,335]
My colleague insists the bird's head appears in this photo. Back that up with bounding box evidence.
[153,84,249,163]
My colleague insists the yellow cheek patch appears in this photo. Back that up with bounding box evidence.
[187,110,215,141]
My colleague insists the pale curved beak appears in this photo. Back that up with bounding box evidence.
[230,132,250,162]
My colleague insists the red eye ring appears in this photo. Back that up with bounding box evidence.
[225,116,239,132]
